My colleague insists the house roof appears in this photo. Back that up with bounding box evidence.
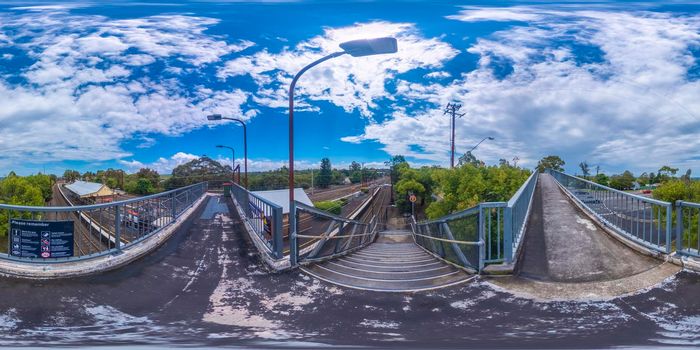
[65,180,110,197]
[251,188,313,214]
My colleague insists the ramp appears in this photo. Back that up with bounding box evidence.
[492,173,679,299]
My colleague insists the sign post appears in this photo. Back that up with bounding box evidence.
[409,193,417,218]
[10,219,74,258]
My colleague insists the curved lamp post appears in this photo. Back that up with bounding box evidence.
[288,37,398,264]
[207,114,248,188]
[469,136,495,153]
[215,144,235,176]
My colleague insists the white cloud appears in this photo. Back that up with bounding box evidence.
[0,10,256,168]
[219,21,459,117]
[345,7,700,173]
[446,7,543,22]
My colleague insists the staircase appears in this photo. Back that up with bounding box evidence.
[300,230,473,292]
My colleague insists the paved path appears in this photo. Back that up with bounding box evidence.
[1,194,698,348]
[491,174,680,300]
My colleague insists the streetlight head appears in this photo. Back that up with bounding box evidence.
[488,137,495,140]
[339,37,398,57]
[207,114,222,121]
[215,145,224,148]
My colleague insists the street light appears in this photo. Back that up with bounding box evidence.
[469,136,495,153]
[288,37,398,264]
[207,114,248,188]
[215,145,235,177]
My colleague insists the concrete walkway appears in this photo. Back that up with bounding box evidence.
[491,174,680,300]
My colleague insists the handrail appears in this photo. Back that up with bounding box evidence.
[0,182,207,212]
[507,171,537,207]
[548,169,670,206]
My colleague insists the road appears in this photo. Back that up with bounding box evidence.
[1,193,699,348]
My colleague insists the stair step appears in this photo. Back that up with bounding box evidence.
[335,257,444,271]
[342,255,437,265]
[302,265,471,292]
[324,260,455,280]
[352,250,430,260]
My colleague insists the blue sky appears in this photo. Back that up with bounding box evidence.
[1,1,699,176]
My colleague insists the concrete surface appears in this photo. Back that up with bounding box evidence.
[489,174,680,300]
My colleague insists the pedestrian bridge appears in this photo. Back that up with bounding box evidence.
[0,170,697,300]
[226,169,698,297]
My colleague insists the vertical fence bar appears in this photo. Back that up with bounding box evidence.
[114,205,122,253]
[504,206,513,263]
[272,205,283,259]
[289,201,298,266]
[676,201,683,253]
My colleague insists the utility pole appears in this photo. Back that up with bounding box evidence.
[444,103,466,168]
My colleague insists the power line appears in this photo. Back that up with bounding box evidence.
[444,103,466,168]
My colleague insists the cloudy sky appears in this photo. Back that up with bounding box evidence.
[0,0,699,176]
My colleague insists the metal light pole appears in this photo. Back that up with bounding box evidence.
[288,37,398,265]
[207,114,248,188]
[469,136,495,153]
[215,145,235,178]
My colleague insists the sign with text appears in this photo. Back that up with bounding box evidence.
[10,219,74,258]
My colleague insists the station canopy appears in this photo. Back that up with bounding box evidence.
[251,188,313,215]
[65,180,113,198]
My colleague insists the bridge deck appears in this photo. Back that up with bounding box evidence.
[491,173,680,299]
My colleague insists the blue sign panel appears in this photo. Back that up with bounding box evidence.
[10,219,74,258]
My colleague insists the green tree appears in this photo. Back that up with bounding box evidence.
[63,169,80,182]
[0,175,44,237]
[593,173,609,186]
[164,156,231,189]
[317,158,333,188]
[536,155,565,173]
[653,180,689,203]
[609,170,636,190]
[385,155,407,185]
[26,173,54,203]
[579,161,590,178]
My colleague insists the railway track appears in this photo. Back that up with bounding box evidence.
[49,185,107,257]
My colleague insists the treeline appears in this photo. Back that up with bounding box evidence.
[63,167,162,195]
[247,159,381,191]
[0,172,56,239]
[387,155,531,219]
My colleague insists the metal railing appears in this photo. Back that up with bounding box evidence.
[548,169,673,254]
[291,202,378,265]
[675,201,700,258]
[504,171,539,262]
[229,183,283,259]
[410,171,539,271]
[0,182,207,263]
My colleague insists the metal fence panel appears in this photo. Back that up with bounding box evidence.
[0,182,207,263]
[229,183,284,258]
[548,169,673,254]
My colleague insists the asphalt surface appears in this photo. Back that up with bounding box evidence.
[1,194,699,348]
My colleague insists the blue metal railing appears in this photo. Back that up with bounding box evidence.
[504,171,539,263]
[548,169,673,254]
[675,201,700,258]
[229,183,284,259]
[410,171,539,271]
[291,201,377,265]
[0,182,207,263]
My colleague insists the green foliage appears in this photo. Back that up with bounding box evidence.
[536,155,565,173]
[26,173,54,202]
[425,163,531,219]
[608,170,635,190]
[579,161,590,178]
[63,169,80,182]
[164,156,231,189]
[317,158,333,188]
[593,173,610,187]
[653,180,691,203]
[314,200,343,215]
[0,175,44,237]
[385,155,407,185]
